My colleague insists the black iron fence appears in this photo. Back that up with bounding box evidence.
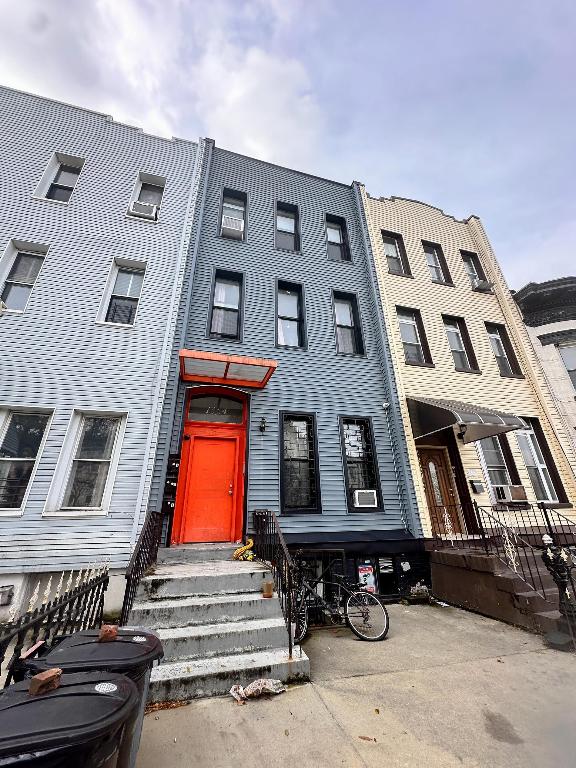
[120,510,165,625]
[0,568,109,687]
[252,508,294,658]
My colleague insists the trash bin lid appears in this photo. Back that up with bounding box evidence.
[26,629,163,675]
[0,671,139,756]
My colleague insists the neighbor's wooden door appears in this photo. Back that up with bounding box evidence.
[418,447,462,535]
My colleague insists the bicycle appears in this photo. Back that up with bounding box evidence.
[292,555,389,642]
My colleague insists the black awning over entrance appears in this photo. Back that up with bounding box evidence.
[407,396,527,443]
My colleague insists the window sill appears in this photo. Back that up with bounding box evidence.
[431,280,455,287]
[0,308,24,316]
[218,234,246,243]
[472,287,494,295]
[499,372,525,380]
[274,246,301,255]
[336,351,367,359]
[405,360,435,368]
[0,509,24,517]
[348,506,384,514]
[280,509,322,516]
[388,270,414,279]
[125,212,160,225]
[43,508,109,518]
[276,344,308,352]
[454,367,482,375]
[30,195,70,207]
[208,334,242,343]
[95,321,136,329]
[328,257,353,265]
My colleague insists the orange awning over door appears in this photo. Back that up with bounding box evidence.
[179,349,278,389]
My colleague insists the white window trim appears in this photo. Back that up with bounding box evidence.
[0,239,49,315]
[126,171,166,223]
[476,437,510,505]
[32,151,85,205]
[515,427,557,503]
[398,310,424,362]
[43,410,128,517]
[0,406,53,517]
[95,257,146,328]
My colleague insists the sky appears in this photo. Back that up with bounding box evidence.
[0,0,574,289]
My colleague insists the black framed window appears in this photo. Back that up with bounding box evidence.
[382,231,411,276]
[280,412,320,513]
[519,417,568,503]
[276,202,300,251]
[423,241,452,284]
[485,323,522,377]
[277,281,305,348]
[326,215,350,262]
[46,162,81,202]
[461,251,490,291]
[341,417,381,511]
[443,315,479,372]
[1,252,44,312]
[334,292,364,355]
[210,270,243,339]
[105,266,145,325]
[221,189,247,240]
[397,307,432,365]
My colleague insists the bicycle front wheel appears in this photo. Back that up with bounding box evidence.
[345,591,389,641]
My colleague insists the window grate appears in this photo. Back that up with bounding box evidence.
[281,413,319,512]
[342,418,379,510]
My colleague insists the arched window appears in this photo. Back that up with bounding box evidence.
[187,394,243,424]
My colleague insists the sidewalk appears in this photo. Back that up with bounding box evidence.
[137,603,576,767]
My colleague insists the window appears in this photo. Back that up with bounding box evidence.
[443,316,479,372]
[334,292,364,355]
[1,251,44,312]
[461,251,490,290]
[221,189,247,240]
[127,173,165,220]
[62,416,121,509]
[138,182,164,207]
[423,242,451,284]
[382,231,410,276]
[516,425,557,502]
[277,282,305,348]
[397,307,432,365]
[45,159,83,202]
[210,271,242,340]
[105,265,145,325]
[480,435,516,499]
[326,216,350,262]
[486,323,522,377]
[559,344,576,389]
[341,418,380,511]
[188,395,243,424]
[281,413,320,513]
[276,202,300,251]
[0,411,50,511]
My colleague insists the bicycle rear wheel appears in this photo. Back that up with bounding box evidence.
[293,590,309,643]
[345,591,389,641]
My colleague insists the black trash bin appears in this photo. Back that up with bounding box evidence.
[24,629,163,768]
[0,670,139,768]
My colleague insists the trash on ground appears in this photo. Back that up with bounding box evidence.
[230,678,287,702]
[145,699,190,714]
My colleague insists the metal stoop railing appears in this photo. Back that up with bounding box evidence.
[252,508,295,659]
[120,510,165,626]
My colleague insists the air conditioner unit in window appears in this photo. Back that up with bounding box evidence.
[129,201,158,220]
[494,484,527,502]
[354,489,378,508]
[221,215,244,239]
[472,277,494,292]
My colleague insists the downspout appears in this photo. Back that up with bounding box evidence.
[352,181,421,535]
[141,137,215,537]
[128,138,212,549]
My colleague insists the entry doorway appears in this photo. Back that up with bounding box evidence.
[418,446,464,536]
[172,388,247,544]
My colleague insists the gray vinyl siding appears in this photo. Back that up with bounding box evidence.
[155,147,416,538]
[0,87,198,572]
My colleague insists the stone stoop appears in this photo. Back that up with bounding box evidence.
[129,545,310,702]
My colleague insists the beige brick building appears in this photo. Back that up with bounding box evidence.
[357,188,576,537]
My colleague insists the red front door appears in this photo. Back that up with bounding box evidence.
[172,389,246,544]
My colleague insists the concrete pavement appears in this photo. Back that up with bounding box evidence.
[137,603,576,767]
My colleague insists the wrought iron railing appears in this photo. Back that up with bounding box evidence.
[0,568,109,687]
[252,509,295,658]
[120,510,165,625]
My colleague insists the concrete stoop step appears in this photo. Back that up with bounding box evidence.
[130,546,310,702]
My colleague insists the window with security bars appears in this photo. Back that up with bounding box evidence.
[1,251,44,312]
[210,270,242,339]
[105,265,145,325]
[326,215,350,262]
[281,413,320,513]
[341,418,380,510]
[334,292,364,355]
[0,411,50,510]
[382,231,410,276]
[62,415,121,509]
